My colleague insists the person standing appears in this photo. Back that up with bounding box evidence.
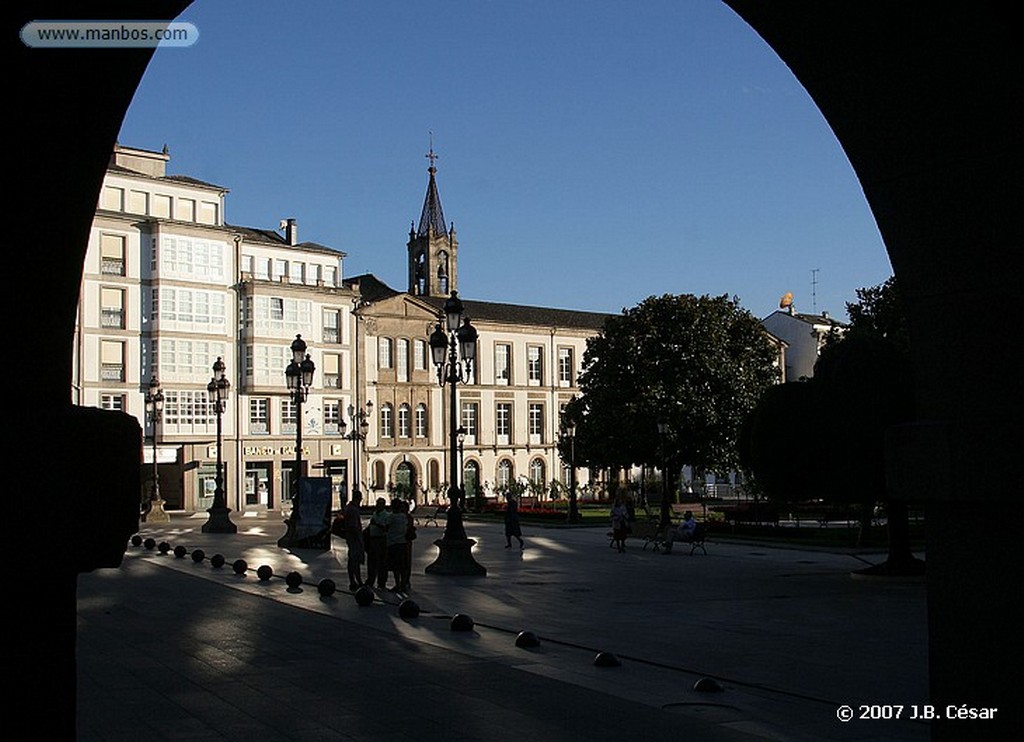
[365,497,389,589]
[504,494,524,549]
[384,499,410,592]
[343,491,365,590]
[610,496,630,553]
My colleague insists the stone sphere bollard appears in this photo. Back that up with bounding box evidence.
[317,578,337,597]
[285,571,303,589]
[232,559,248,575]
[398,599,420,619]
[158,541,171,554]
[593,651,621,667]
[173,545,187,558]
[130,535,143,547]
[354,585,375,606]
[515,631,541,649]
[256,565,274,581]
[450,613,474,632]
[210,554,225,569]
[143,538,156,550]
[191,549,206,563]
[693,677,724,693]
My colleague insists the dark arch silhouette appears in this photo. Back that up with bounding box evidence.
[9,2,1019,738]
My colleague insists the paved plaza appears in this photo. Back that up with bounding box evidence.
[77,513,929,741]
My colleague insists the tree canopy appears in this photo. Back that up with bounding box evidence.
[560,294,780,478]
[741,276,923,572]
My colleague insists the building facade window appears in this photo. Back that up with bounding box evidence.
[100,186,124,211]
[163,390,214,430]
[100,340,125,382]
[242,295,310,333]
[281,398,297,435]
[324,400,341,434]
[496,402,512,443]
[379,338,393,369]
[397,339,409,382]
[154,287,227,328]
[461,402,478,438]
[100,287,125,329]
[497,459,513,489]
[160,236,225,281]
[415,403,428,438]
[528,403,544,440]
[100,234,126,276]
[323,308,341,344]
[244,344,290,387]
[100,394,125,411]
[413,339,427,371]
[529,458,545,486]
[528,345,543,385]
[397,403,411,438]
[495,344,511,385]
[249,398,269,434]
[158,339,228,381]
[175,197,196,222]
[380,403,394,438]
[558,347,574,386]
[322,353,341,389]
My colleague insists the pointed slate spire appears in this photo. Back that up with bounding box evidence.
[417,141,447,238]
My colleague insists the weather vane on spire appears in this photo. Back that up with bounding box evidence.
[426,131,438,171]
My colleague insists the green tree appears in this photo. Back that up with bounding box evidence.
[560,294,780,523]
[743,277,924,575]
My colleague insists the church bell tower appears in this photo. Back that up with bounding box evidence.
[407,145,457,297]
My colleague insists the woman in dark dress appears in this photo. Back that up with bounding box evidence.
[504,495,524,549]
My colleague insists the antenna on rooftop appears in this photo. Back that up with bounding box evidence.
[811,268,820,313]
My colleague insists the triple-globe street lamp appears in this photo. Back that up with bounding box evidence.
[562,418,581,524]
[202,356,236,533]
[340,401,372,500]
[278,334,320,549]
[142,376,169,523]
[425,291,486,575]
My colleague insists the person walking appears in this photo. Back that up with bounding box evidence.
[343,491,365,590]
[610,495,630,553]
[504,494,524,550]
[365,497,389,589]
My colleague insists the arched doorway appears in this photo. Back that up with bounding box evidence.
[394,460,418,504]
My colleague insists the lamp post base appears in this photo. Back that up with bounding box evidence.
[201,506,237,534]
[142,497,170,524]
[425,537,487,576]
[276,515,331,550]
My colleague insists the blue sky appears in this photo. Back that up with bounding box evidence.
[118,0,893,320]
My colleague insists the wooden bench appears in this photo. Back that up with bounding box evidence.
[607,519,669,551]
[417,505,446,527]
[661,522,709,555]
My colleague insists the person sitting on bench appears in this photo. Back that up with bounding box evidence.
[663,510,697,554]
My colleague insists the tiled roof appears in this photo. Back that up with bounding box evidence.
[420,295,611,330]
[228,224,345,256]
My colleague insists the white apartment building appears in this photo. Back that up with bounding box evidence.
[76,144,358,514]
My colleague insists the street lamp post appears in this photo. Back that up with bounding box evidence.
[456,425,467,507]
[278,335,322,549]
[340,401,372,500]
[425,291,486,576]
[202,357,236,533]
[563,419,581,523]
[142,376,169,523]
[657,418,671,527]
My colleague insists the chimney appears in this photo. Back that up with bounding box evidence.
[280,218,298,246]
